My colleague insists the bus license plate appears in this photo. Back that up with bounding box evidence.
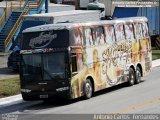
[40,95,48,98]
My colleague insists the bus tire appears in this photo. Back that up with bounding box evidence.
[84,79,93,99]
[128,67,135,86]
[135,67,141,84]
[22,95,30,101]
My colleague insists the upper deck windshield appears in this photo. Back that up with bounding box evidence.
[22,29,69,50]
[21,52,66,81]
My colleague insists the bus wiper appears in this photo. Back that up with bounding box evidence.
[43,68,55,80]
[38,61,57,80]
[38,66,54,80]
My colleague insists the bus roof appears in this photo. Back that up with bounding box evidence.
[23,10,99,18]
[23,17,148,33]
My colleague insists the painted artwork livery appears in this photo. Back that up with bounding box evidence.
[20,17,152,100]
[29,32,57,48]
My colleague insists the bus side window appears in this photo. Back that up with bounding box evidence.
[70,27,83,46]
[114,24,125,41]
[98,27,105,45]
[91,26,105,45]
[71,53,77,74]
[83,27,93,46]
[142,22,149,37]
[124,24,134,41]
[104,25,115,44]
[134,23,143,40]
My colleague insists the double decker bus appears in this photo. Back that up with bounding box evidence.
[20,17,152,100]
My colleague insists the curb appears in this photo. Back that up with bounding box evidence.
[152,59,160,68]
[0,94,22,107]
[0,60,160,107]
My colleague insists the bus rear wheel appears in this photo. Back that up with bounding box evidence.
[128,67,135,86]
[135,67,141,84]
[84,79,93,99]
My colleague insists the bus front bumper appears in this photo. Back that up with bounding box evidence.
[21,88,71,100]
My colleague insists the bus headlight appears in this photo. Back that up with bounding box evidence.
[21,89,32,93]
[56,87,69,92]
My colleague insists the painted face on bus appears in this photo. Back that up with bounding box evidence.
[93,49,102,84]
[74,28,82,46]
[93,49,99,64]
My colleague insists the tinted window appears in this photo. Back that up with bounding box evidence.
[124,24,135,40]
[134,23,143,39]
[83,28,93,46]
[21,54,43,81]
[114,24,125,41]
[71,53,77,73]
[142,22,149,37]
[21,52,65,80]
[43,53,65,80]
[91,26,105,45]
[105,25,115,44]
[70,27,83,46]
[22,30,69,50]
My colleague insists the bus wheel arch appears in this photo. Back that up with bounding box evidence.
[83,76,94,99]
[135,64,143,84]
[127,66,136,86]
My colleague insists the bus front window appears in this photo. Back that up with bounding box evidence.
[21,53,65,81]
[21,54,43,81]
[43,53,65,80]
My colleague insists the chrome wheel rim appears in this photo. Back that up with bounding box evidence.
[130,74,134,84]
[136,70,141,82]
[85,82,92,98]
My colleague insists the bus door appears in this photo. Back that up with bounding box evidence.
[70,47,85,98]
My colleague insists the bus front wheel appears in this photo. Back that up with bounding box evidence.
[128,67,135,86]
[84,79,93,99]
[22,94,31,101]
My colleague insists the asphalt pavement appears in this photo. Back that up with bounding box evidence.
[0,65,160,117]
[0,59,160,107]
[0,53,8,68]
[0,67,19,80]
[0,54,19,80]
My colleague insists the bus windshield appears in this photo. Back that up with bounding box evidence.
[22,30,69,50]
[21,52,65,81]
